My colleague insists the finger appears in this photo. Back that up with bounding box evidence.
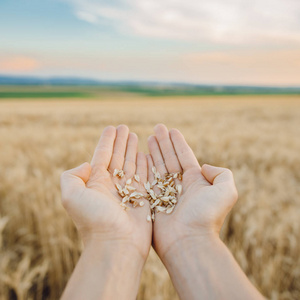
[146,154,161,196]
[169,128,200,171]
[136,152,147,183]
[123,132,138,178]
[128,153,151,225]
[147,135,167,176]
[147,154,155,183]
[91,126,116,171]
[154,124,182,174]
[108,125,130,172]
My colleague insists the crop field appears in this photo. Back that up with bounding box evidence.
[0,94,299,300]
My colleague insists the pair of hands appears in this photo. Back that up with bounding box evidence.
[60,124,238,265]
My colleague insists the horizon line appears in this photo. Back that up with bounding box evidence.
[0,74,300,89]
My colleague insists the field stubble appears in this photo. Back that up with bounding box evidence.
[0,95,299,299]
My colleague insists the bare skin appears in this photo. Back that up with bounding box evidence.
[60,123,265,300]
[60,125,151,300]
[147,124,265,300]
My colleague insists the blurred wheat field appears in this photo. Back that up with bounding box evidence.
[0,95,299,300]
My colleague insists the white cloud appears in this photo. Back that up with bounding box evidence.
[75,11,99,24]
[66,0,300,43]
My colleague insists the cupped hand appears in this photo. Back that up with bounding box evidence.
[60,125,152,260]
[147,124,238,259]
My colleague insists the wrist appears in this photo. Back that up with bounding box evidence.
[159,232,221,266]
[80,229,150,264]
[154,223,220,262]
[156,230,264,300]
[62,237,145,300]
[83,238,146,268]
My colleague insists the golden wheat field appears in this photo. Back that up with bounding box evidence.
[0,95,299,300]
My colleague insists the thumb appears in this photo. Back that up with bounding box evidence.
[201,163,238,203]
[60,162,91,203]
[201,164,234,185]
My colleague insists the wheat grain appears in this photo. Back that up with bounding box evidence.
[134,174,140,182]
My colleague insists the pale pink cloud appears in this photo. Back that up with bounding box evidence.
[1,50,298,86]
[178,49,300,85]
[39,49,300,85]
[0,56,40,72]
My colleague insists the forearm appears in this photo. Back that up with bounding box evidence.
[61,240,144,300]
[162,235,265,300]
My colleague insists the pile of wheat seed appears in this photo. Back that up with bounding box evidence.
[113,167,182,222]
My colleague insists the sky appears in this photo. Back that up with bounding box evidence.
[0,0,300,86]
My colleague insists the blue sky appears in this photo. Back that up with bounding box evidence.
[0,0,300,85]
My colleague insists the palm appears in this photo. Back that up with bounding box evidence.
[147,125,231,257]
[62,125,151,259]
[78,172,131,233]
[174,168,219,227]
[88,171,150,252]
